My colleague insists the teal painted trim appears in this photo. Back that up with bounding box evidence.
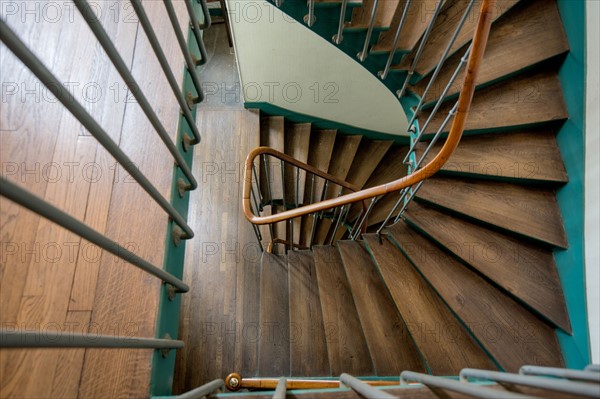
[149,4,203,396]
[244,102,411,144]
[554,0,590,368]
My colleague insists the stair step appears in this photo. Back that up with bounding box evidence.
[372,0,444,53]
[393,0,520,76]
[403,202,571,332]
[288,251,330,375]
[337,240,426,375]
[258,252,290,376]
[300,130,338,248]
[364,234,496,375]
[260,116,285,202]
[313,246,374,376]
[348,0,399,29]
[414,130,568,183]
[284,123,312,206]
[415,176,568,248]
[411,0,569,103]
[387,221,565,372]
[420,70,568,134]
[346,140,394,189]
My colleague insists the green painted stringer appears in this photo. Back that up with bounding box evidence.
[554,0,591,368]
[149,2,204,396]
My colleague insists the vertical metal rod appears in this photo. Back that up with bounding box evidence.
[398,181,424,215]
[350,208,364,238]
[186,0,209,66]
[397,0,444,98]
[289,218,294,251]
[164,0,205,102]
[405,0,475,128]
[295,167,300,208]
[403,45,471,163]
[357,0,380,62]
[249,189,264,252]
[393,188,411,223]
[330,205,347,245]
[377,191,408,235]
[280,161,287,208]
[0,20,195,239]
[585,364,600,373]
[130,0,202,144]
[379,0,412,80]
[519,365,600,383]
[415,101,459,167]
[352,197,378,239]
[273,377,287,399]
[195,0,212,29]
[252,163,264,209]
[304,0,316,27]
[177,379,225,399]
[309,173,316,205]
[333,0,349,44]
[262,155,274,204]
[0,177,190,292]
[74,0,197,190]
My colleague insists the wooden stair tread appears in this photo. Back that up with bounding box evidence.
[415,176,568,248]
[387,221,565,372]
[301,130,338,248]
[285,123,312,206]
[337,240,426,375]
[260,116,285,201]
[393,0,520,75]
[313,246,374,375]
[420,70,568,135]
[415,130,568,183]
[288,251,330,375]
[259,252,290,376]
[410,0,569,102]
[346,140,394,189]
[403,202,571,332]
[364,234,496,374]
[349,0,399,29]
[372,0,443,53]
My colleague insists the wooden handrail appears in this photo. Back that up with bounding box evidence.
[242,0,496,226]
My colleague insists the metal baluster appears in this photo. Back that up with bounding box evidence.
[263,155,274,204]
[0,177,189,292]
[252,163,264,210]
[519,365,600,383]
[333,0,349,45]
[377,190,409,235]
[415,101,459,167]
[304,0,316,27]
[130,0,202,145]
[349,208,364,238]
[397,0,444,98]
[352,197,379,239]
[176,379,225,399]
[74,0,197,192]
[379,0,412,80]
[164,0,205,102]
[196,0,213,29]
[402,45,471,164]
[398,181,424,215]
[250,186,264,252]
[402,0,475,130]
[275,0,284,7]
[273,378,287,399]
[340,374,396,399]
[0,20,194,240]
[330,205,348,245]
[357,0,379,62]
[186,0,209,66]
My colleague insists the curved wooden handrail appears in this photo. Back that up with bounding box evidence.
[243,0,496,226]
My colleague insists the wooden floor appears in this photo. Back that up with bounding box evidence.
[0,2,190,398]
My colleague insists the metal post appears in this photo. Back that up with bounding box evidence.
[74,0,198,191]
[252,163,264,210]
[401,371,534,399]
[340,374,397,399]
[273,377,287,399]
[586,364,600,373]
[0,20,194,239]
[164,0,205,102]
[377,190,409,235]
[130,0,202,145]
[333,0,349,44]
[519,365,600,383]
[379,0,412,80]
[357,0,379,62]
[304,0,316,27]
[460,368,600,398]
[263,155,274,204]
[352,197,378,239]
[0,177,189,292]
[195,0,212,29]
[175,379,225,399]
[186,0,209,66]
[0,329,184,349]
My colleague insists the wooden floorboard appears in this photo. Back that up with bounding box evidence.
[388,221,565,372]
[312,246,374,376]
[337,241,426,375]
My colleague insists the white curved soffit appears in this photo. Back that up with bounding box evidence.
[226,0,409,136]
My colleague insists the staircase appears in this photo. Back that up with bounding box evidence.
[240,0,574,384]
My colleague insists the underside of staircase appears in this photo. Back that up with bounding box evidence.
[245,0,572,379]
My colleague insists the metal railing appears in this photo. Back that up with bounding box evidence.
[0,0,211,388]
[243,0,497,248]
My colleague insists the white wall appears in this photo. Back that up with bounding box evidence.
[226,0,409,136]
[585,0,599,364]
